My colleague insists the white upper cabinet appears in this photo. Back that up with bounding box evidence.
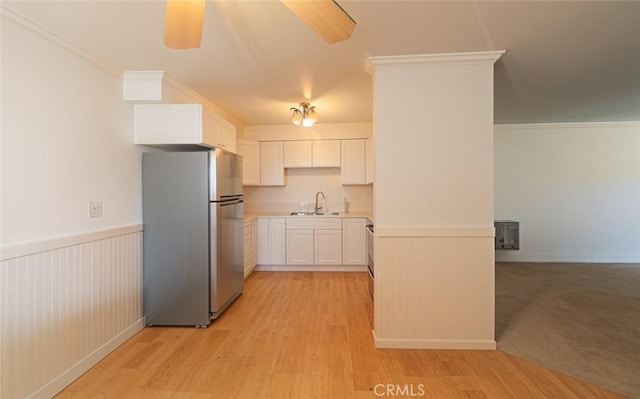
[366,138,374,184]
[283,141,313,168]
[283,140,341,168]
[313,140,341,167]
[341,139,367,185]
[237,139,261,186]
[260,141,285,186]
[133,103,236,151]
[217,119,237,153]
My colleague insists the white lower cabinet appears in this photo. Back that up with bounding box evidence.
[256,218,286,265]
[259,216,367,267]
[285,217,343,266]
[314,229,342,265]
[285,229,314,264]
[251,219,258,269]
[270,219,286,264]
[256,218,269,265]
[342,218,367,265]
[243,221,253,277]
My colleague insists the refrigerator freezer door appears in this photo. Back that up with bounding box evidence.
[210,199,244,318]
[209,148,243,201]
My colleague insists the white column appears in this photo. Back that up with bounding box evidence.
[367,51,505,349]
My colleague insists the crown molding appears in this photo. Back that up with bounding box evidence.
[365,50,506,75]
[495,121,640,130]
[1,4,122,77]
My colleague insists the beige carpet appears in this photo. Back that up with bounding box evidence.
[496,262,640,399]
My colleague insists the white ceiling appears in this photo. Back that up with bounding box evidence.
[5,1,640,126]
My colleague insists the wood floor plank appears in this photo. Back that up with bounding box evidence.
[56,271,625,398]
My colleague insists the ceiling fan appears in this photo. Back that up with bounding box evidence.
[164,0,356,49]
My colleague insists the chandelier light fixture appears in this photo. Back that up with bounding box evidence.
[290,102,318,127]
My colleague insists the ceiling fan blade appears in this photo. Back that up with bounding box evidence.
[280,0,356,44]
[164,0,206,49]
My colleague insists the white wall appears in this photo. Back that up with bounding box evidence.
[494,122,640,263]
[1,11,141,247]
[1,8,146,398]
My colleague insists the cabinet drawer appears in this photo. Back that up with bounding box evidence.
[286,217,342,230]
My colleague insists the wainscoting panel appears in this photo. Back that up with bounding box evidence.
[1,229,143,399]
[374,235,496,350]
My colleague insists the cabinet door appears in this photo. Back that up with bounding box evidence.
[284,141,312,168]
[286,229,314,264]
[342,218,367,265]
[237,140,260,185]
[256,218,269,265]
[314,230,342,265]
[134,104,204,145]
[260,141,285,186]
[243,221,252,277]
[341,139,366,185]
[243,233,252,276]
[270,218,286,265]
[313,140,341,167]
[219,122,237,153]
[365,137,374,184]
[251,219,258,269]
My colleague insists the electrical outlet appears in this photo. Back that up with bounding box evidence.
[89,201,103,218]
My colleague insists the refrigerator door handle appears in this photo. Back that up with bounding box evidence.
[219,199,243,206]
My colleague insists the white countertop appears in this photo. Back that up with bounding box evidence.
[244,212,373,223]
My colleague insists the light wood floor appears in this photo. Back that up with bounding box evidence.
[57,272,623,398]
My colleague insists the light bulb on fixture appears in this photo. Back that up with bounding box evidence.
[290,102,318,127]
[290,108,303,125]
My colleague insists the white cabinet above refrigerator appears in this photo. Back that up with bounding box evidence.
[134,103,236,151]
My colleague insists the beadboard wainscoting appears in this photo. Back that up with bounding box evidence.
[0,226,144,399]
[374,226,496,350]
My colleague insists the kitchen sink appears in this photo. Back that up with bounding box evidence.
[289,211,340,216]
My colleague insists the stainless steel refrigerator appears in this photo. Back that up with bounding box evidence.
[142,149,244,327]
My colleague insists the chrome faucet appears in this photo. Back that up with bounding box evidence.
[315,191,326,214]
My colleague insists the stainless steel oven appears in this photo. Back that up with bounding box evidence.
[366,223,374,299]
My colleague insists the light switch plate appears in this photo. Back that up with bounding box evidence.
[89,201,103,218]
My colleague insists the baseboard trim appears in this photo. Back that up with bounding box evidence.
[373,334,496,350]
[255,265,367,272]
[29,317,145,399]
[1,223,143,261]
[495,253,640,263]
